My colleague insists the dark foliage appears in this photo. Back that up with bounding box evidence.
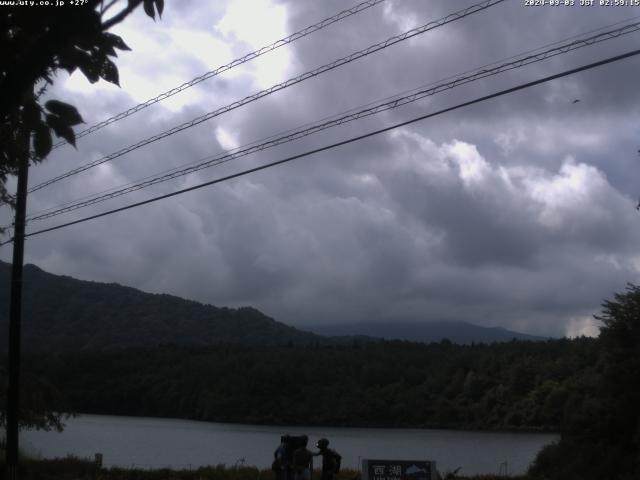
[0,262,323,351]
[0,0,164,429]
[13,337,598,431]
[0,365,73,431]
[0,0,163,218]
[529,284,640,480]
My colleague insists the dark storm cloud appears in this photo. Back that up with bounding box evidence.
[2,0,640,338]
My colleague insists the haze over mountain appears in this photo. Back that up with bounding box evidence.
[306,321,548,345]
[1,260,545,352]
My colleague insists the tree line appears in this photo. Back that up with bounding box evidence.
[3,284,640,479]
[17,337,599,432]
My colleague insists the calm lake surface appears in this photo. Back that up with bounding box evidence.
[22,415,557,476]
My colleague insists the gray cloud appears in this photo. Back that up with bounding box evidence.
[2,0,640,338]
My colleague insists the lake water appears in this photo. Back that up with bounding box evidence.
[22,414,557,476]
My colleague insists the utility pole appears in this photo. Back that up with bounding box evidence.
[6,155,29,479]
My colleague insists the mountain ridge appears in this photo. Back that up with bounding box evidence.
[0,260,321,352]
[0,260,546,351]
[305,320,548,344]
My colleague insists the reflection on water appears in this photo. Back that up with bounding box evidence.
[22,414,557,476]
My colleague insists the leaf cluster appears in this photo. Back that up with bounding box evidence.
[530,284,640,480]
[0,364,72,432]
[0,0,163,207]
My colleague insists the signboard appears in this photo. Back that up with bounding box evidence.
[361,459,436,480]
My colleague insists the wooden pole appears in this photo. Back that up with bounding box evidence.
[6,155,29,479]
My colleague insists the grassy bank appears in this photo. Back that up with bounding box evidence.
[0,457,530,480]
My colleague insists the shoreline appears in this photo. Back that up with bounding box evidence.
[62,412,560,436]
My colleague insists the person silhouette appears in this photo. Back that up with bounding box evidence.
[292,435,313,480]
[315,438,341,480]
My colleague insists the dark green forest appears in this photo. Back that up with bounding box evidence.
[20,337,598,431]
[528,285,640,480]
[1,260,638,478]
[0,262,322,351]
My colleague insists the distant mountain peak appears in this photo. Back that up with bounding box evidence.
[0,260,548,351]
[23,262,44,273]
[304,320,548,345]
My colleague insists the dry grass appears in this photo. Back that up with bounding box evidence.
[0,457,530,480]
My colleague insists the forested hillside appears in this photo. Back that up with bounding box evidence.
[0,261,545,351]
[23,337,598,431]
[0,261,321,351]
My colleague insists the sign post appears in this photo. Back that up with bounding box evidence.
[361,459,437,480]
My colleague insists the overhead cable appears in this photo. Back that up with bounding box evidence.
[29,0,506,193]
[12,48,639,242]
[24,21,640,223]
[50,0,389,150]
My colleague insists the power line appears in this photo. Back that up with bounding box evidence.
[14,48,640,242]
[22,19,640,221]
[7,13,639,218]
[28,0,506,194]
[5,15,638,225]
[49,0,389,150]
[24,20,640,223]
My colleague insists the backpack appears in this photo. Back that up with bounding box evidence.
[286,436,308,464]
[293,447,313,470]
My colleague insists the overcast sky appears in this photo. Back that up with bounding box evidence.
[2,0,640,337]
